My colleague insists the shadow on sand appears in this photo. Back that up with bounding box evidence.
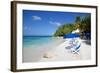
[81,39,91,45]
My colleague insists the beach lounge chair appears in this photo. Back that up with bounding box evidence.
[70,39,81,54]
[64,33,81,54]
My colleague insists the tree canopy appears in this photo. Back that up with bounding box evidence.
[54,24,75,36]
[53,15,91,37]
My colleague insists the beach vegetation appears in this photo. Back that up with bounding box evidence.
[54,24,75,36]
[54,15,91,37]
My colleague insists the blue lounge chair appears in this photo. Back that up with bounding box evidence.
[70,40,81,54]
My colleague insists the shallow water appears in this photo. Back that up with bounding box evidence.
[23,36,63,49]
[22,36,65,62]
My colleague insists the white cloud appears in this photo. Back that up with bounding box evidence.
[49,21,61,26]
[32,15,41,20]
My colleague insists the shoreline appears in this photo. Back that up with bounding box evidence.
[22,37,65,62]
[23,38,91,63]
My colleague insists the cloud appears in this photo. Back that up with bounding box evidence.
[49,21,61,26]
[32,15,41,20]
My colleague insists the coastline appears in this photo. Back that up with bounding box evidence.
[22,37,65,62]
[23,38,91,63]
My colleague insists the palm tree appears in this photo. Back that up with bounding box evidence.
[81,15,91,32]
[54,24,74,36]
[74,16,81,30]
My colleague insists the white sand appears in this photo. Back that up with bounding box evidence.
[39,39,91,62]
[23,39,91,63]
[22,38,65,62]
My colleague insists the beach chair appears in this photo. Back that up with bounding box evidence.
[65,39,75,49]
[70,39,81,54]
[64,33,81,54]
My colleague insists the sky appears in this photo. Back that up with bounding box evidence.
[23,10,90,36]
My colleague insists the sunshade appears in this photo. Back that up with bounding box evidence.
[63,33,80,38]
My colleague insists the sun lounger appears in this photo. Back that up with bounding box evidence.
[70,39,81,53]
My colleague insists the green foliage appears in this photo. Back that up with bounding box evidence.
[75,16,81,29]
[80,16,91,32]
[53,15,91,36]
[54,24,75,36]
[75,16,81,23]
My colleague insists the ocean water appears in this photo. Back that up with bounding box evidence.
[23,36,61,49]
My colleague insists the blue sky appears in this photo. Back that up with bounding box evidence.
[23,10,90,36]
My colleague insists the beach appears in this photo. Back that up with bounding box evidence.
[23,38,91,63]
[22,37,65,62]
[40,39,91,62]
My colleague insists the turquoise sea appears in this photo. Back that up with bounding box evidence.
[23,36,62,49]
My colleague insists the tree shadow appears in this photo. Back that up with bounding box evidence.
[81,39,91,45]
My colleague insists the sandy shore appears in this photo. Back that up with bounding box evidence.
[23,38,91,63]
[40,39,91,62]
[22,37,65,62]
